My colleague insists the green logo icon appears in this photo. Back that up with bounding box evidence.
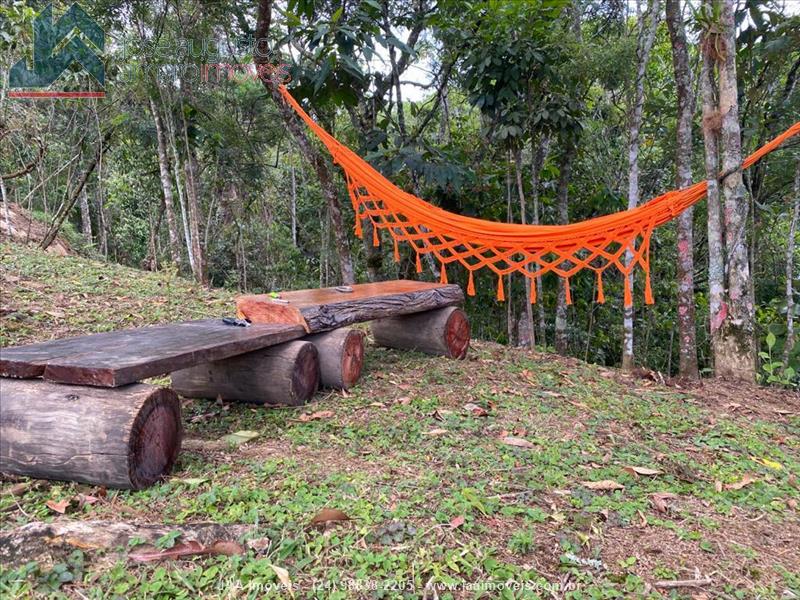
[9,3,104,89]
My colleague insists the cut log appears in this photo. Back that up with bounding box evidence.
[305,328,365,389]
[0,379,181,489]
[371,306,470,359]
[236,280,464,333]
[171,340,319,406]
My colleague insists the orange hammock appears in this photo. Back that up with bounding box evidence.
[279,85,800,306]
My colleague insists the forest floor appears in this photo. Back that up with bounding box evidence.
[1,241,799,599]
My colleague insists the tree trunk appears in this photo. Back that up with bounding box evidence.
[171,341,319,406]
[149,97,181,266]
[290,164,297,246]
[179,99,207,284]
[254,0,355,285]
[530,134,550,347]
[665,0,699,378]
[622,0,661,371]
[716,0,756,381]
[554,145,575,356]
[78,186,92,244]
[371,306,470,359]
[785,161,799,366]
[0,380,181,490]
[514,147,535,348]
[700,16,725,370]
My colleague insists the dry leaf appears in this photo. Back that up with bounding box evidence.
[207,540,245,556]
[270,564,294,596]
[750,456,783,470]
[582,480,624,491]
[395,396,411,405]
[502,436,535,449]
[46,499,71,514]
[724,473,758,490]
[310,508,350,527]
[423,428,448,436]
[650,492,678,513]
[450,515,465,529]
[714,480,723,493]
[623,466,662,477]
[463,403,488,416]
[298,410,334,422]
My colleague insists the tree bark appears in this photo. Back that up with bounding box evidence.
[785,162,799,367]
[514,146,535,348]
[530,134,550,347]
[622,0,661,371]
[665,0,699,378]
[149,96,181,266]
[715,0,756,380]
[254,0,355,284]
[0,380,181,490]
[179,96,207,284]
[554,144,576,356]
[78,186,92,244]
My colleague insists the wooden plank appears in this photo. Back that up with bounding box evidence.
[236,280,464,333]
[0,320,305,387]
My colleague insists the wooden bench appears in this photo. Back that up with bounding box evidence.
[0,280,468,489]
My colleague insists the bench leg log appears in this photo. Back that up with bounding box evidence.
[371,306,470,359]
[170,341,319,406]
[0,379,182,490]
[305,328,365,390]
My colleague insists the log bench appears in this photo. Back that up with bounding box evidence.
[0,280,468,489]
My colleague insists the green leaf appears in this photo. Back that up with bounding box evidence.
[766,331,776,349]
[222,430,260,446]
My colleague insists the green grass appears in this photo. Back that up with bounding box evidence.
[1,242,799,599]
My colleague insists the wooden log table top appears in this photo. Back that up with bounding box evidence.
[0,320,305,387]
[236,280,464,333]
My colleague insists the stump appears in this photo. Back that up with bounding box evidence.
[371,306,470,359]
[305,328,365,390]
[0,379,182,490]
[171,340,319,406]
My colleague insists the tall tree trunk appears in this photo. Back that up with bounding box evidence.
[665,0,699,378]
[785,161,799,367]
[514,146,534,348]
[179,97,207,285]
[254,0,355,285]
[290,164,297,247]
[700,15,725,371]
[715,0,755,380]
[162,97,195,274]
[622,0,661,371]
[148,97,181,266]
[530,134,549,346]
[78,186,92,244]
[554,144,576,356]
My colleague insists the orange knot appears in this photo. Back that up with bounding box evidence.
[564,277,572,305]
[596,271,605,304]
[415,252,422,274]
[440,264,448,284]
[467,270,475,296]
[497,275,505,301]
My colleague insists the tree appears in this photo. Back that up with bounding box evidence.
[665,0,699,378]
[622,0,660,371]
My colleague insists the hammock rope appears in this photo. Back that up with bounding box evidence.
[279,85,800,306]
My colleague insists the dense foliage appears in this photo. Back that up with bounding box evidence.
[0,0,797,382]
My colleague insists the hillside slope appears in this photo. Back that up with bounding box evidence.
[1,241,799,598]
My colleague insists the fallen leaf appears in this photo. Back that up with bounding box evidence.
[463,403,488,416]
[450,515,465,529]
[650,492,678,513]
[581,480,624,491]
[46,499,71,514]
[222,430,260,445]
[298,410,334,422]
[395,396,411,405]
[207,540,245,556]
[129,540,205,562]
[724,473,758,490]
[76,494,99,507]
[714,480,723,493]
[270,564,294,596]
[423,428,448,436]
[310,508,351,527]
[750,456,783,470]
[623,466,662,477]
[175,477,208,486]
[368,402,385,408]
[501,436,535,449]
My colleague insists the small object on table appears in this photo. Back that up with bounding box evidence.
[222,317,250,327]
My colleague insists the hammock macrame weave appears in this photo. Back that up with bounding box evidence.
[279,85,800,306]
